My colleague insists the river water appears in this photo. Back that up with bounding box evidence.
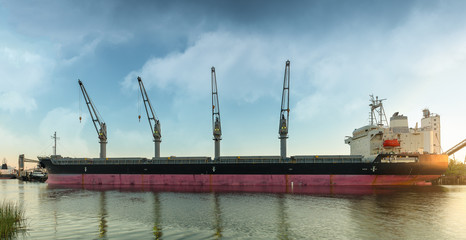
[1,180,466,239]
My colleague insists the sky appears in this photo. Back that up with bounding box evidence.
[1,0,465,168]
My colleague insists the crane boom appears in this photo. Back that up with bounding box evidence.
[211,67,222,159]
[78,79,107,159]
[444,139,466,156]
[279,60,290,160]
[18,154,39,178]
[137,76,162,158]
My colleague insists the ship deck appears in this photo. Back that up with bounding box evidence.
[44,155,370,165]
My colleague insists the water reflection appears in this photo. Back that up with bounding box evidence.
[212,193,222,239]
[153,193,162,239]
[1,180,461,239]
[347,186,450,239]
[42,184,448,238]
[276,194,290,240]
[45,184,420,196]
[53,209,58,238]
[99,191,108,239]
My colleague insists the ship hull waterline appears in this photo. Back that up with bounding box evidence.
[0,175,17,179]
[40,154,448,186]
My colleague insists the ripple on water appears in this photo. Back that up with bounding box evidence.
[2,180,465,240]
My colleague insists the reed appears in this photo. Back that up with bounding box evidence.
[0,201,25,239]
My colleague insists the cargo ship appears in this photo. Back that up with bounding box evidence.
[1,159,17,179]
[38,62,448,186]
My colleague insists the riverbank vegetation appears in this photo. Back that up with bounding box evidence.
[0,201,25,239]
[445,160,466,176]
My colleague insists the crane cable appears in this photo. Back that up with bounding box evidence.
[79,84,82,123]
[138,87,141,122]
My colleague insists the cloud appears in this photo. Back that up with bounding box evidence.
[58,30,134,65]
[0,46,55,112]
[39,107,89,157]
[294,93,325,121]
[60,36,103,65]
[0,125,39,167]
[0,1,136,66]
[118,2,466,163]
[121,7,466,122]
[122,31,292,104]
[0,91,36,112]
[109,128,150,157]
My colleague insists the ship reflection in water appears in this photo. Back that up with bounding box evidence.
[98,191,107,238]
[3,180,466,239]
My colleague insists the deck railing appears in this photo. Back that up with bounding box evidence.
[48,155,368,165]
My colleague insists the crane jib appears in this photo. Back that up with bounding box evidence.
[78,79,107,159]
[137,77,162,158]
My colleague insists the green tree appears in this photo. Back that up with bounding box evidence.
[445,159,466,176]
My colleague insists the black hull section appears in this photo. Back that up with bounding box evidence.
[40,159,446,176]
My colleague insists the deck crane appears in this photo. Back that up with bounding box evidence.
[78,79,107,159]
[279,60,290,160]
[211,67,222,160]
[138,76,162,158]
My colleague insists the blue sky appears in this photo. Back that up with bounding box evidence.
[1,0,465,167]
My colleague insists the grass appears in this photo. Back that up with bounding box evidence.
[0,201,25,239]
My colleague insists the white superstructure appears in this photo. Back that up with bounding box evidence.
[345,96,441,158]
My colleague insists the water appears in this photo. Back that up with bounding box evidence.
[1,180,466,239]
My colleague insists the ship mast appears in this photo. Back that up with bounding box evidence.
[211,67,222,160]
[369,95,388,127]
[51,131,59,155]
[137,76,162,158]
[78,79,107,159]
[279,60,291,160]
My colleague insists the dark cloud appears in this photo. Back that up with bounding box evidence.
[1,1,419,46]
[2,0,456,71]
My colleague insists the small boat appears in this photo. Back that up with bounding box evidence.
[26,168,48,182]
[383,139,401,147]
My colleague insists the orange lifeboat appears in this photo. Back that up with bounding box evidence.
[383,139,400,147]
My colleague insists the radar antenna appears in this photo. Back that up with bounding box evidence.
[369,95,388,127]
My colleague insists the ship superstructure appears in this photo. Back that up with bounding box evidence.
[345,96,441,159]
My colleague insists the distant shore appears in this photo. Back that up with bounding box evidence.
[432,160,466,185]
[432,176,466,185]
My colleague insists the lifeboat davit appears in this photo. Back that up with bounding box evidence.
[383,139,400,147]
